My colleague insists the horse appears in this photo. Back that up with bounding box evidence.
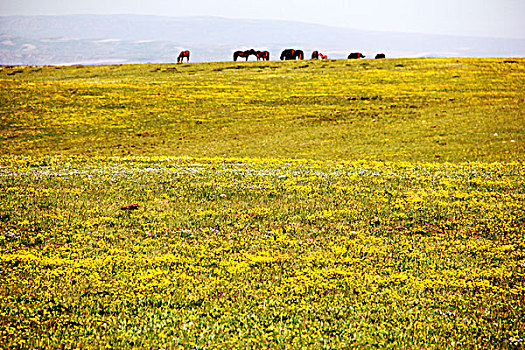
[280,49,303,60]
[281,49,295,60]
[256,51,270,61]
[294,50,304,60]
[348,52,365,59]
[177,50,190,63]
[312,51,327,60]
[375,53,386,59]
[234,49,257,61]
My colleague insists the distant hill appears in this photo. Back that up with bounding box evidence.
[1,15,524,65]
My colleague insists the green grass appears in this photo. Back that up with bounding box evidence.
[0,58,524,349]
[1,58,523,161]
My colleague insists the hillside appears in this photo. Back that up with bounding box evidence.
[1,15,524,65]
[1,58,524,349]
[1,58,523,162]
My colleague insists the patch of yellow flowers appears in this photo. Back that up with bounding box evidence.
[1,155,523,348]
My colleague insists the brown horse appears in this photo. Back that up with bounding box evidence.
[312,51,327,59]
[234,49,257,61]
[281,49,294,60]
[348,52,365,59]
[256,51,270,61]
[281,49,304,60]
[177,50,190,63]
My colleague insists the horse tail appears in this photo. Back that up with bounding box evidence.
[233,52,238,61]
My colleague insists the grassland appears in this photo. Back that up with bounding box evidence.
[1,58,523,161]
[0,58,524,349]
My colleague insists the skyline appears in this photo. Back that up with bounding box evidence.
[1,0,524,39]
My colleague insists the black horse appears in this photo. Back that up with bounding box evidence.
[375,53,386,59]
[280,49,304,60]
[348,52,365,59]
[177,50,190,63]
[280,49,295,60]
[234,49,257,61]
[311,51,319,59]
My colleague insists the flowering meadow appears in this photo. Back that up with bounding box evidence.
[1,58,523,161]
[1,58,524,348]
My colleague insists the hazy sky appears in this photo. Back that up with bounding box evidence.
[1,0,524,39]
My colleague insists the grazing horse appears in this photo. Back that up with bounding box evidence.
[177,50,190,63]
[256,50,270,61]
[348,52,365,59]
[234,49,257,61]
[294,50,304,60]
[375,53,386,59]
[312,51,327,60]
[281,49,295,60]
[281,49,304,60]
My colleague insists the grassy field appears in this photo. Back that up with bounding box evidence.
[1,58,524,349]
[1,58,523,161]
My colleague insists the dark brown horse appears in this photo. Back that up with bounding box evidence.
[281,49,304,60]
[234,49,257,61]
[281,49,295,60]
[177,50,190,63]
[256,51,270,61]
[312,51,327,59]
[375,53,386,59]
[348,52,365,59]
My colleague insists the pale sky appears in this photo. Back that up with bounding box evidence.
[1,0,524,39]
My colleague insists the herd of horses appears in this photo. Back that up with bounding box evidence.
[233,49,270,61]
[178,49,385,63]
